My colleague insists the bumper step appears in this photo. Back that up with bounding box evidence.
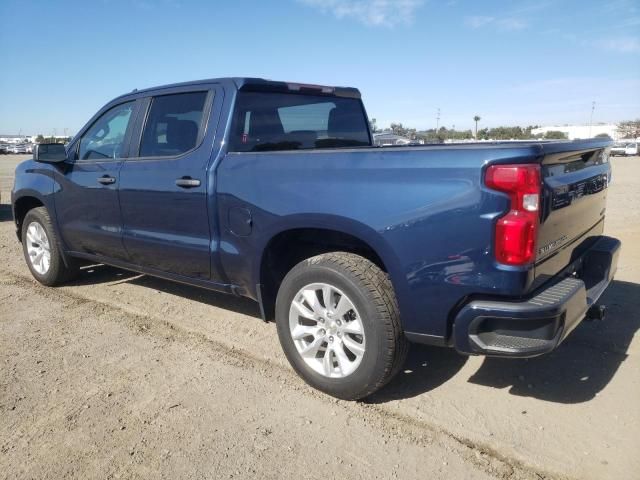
[453,236,620,357]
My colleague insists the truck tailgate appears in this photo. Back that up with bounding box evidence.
[534,141,612,286]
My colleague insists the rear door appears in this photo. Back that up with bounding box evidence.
[118,85,223,280]
[55,99,138,259]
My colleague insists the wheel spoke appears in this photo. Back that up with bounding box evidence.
[302,289,323,316]
[42,254,50,272]
[322,285,334,310]
[342,320,363,335]
[291,324,317,340]
[33,250,44,266]
[334,344,351,374]
[292,300,315,320]
[26,230,37,245]
[299,337,323,358]
[35,225,46,243]
[323,346,334,376]
[334,294,353,319]
[342,335,365,357]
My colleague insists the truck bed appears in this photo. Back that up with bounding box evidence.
[216,138,612,339]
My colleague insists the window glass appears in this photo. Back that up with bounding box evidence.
[229,91,370,152]
[139,91,208,157]
[78,101,134,160]
[278,102,335,133]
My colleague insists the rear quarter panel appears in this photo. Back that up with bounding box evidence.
[216,145,542,338]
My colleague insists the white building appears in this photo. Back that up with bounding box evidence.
[531,124,619,140]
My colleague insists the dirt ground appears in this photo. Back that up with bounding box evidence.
[1,154,638,480]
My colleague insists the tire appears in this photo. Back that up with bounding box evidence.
[21,207,78,286]
[275,252,408,400]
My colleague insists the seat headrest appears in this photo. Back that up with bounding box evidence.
[249,110,284,138]
[166,119,199,152]
[328,107,365,138]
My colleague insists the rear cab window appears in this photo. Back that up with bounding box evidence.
[229,91,371,152]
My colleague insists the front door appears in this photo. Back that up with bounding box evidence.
[118,88,218,279]
[54,100,137,260]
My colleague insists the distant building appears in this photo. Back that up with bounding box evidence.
[0,135,31,144]
[30,135,72,143]
[531,124,618,140]
[0,135,72,144]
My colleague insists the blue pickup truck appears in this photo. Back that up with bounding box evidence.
[12,78,620,399]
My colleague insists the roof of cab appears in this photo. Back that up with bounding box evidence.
[117,77,361,100]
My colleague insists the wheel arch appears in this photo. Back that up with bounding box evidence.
[12,193,47,242]
[254,217,402,322]
[12,192,73,268]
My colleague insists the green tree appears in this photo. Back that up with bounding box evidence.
[543,130,568,140]
[595,133,611,139]
[473,115,481,139]
[35,135,45,143]
[477,127,489,140]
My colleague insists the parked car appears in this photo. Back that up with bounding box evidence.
[11,78,620,399]
[611,142,638,156]
[623,142,638,156]
[10,144,29,154]
[0,143,10,154]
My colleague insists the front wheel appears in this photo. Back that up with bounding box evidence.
[21,207,78,286]
[275,252,408,400]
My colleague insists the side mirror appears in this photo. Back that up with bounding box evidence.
[34,143,67,163]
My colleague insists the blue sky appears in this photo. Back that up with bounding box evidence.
[0,0,639,135]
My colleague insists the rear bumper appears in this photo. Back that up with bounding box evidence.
[453,236,620,357]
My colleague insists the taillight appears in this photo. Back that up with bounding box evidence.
[485,164,541,266]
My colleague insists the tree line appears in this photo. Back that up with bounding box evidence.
[371,120,567,141]
[371,118,640,142]
[34,135,72,144]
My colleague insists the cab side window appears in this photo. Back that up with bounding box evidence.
[139,91,208,158]
[77,101,135,161]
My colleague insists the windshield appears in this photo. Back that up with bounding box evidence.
[229,91,371,152]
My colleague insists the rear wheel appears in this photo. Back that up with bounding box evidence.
[275,252,408,400]
[21,207,78,286]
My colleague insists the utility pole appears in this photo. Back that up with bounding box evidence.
[589,101,596,137]
[436,108,441,132]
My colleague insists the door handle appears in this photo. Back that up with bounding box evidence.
[175,177,201,188]
[97,175,116,185]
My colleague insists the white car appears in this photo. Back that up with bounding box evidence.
[611,142,638,156]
